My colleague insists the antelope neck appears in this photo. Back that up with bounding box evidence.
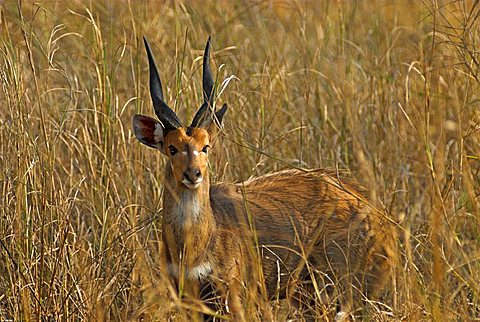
[163,162,215,268]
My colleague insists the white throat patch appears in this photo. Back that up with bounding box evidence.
[171,190,201,224]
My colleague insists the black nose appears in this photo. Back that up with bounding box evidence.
[183,168,202,183]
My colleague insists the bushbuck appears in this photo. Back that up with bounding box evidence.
[132,37,396,321]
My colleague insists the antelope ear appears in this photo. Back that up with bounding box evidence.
[208,103,228,138]
[132,114,166,154]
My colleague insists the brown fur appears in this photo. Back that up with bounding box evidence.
[164,127,210,186]
[133,116,396,320]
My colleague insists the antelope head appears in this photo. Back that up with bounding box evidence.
[133,37,227,190]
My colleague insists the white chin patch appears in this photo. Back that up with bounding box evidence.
[182,179,202,189]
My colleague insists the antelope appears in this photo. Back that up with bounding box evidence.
[133,37,396,321]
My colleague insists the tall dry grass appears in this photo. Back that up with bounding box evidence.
[0,0,479,320]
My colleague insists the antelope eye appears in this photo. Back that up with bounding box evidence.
[202,145,210,153]
[168,145,178,155]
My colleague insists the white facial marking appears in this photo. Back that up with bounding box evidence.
[192,150,199,156]
[181,151,187,155]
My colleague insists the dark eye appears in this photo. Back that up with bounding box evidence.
[202,145,210,153]
[168,145,178,155]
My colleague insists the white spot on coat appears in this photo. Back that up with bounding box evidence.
[167,262,212,280]
[190,262,212,279]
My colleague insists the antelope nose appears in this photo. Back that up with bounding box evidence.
[183,168,202,183]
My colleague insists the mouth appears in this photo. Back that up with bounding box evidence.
[182,179,202,190]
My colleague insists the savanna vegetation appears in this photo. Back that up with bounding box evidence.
[0,1,479,321]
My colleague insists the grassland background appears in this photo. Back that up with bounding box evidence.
[0,0,479,321]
